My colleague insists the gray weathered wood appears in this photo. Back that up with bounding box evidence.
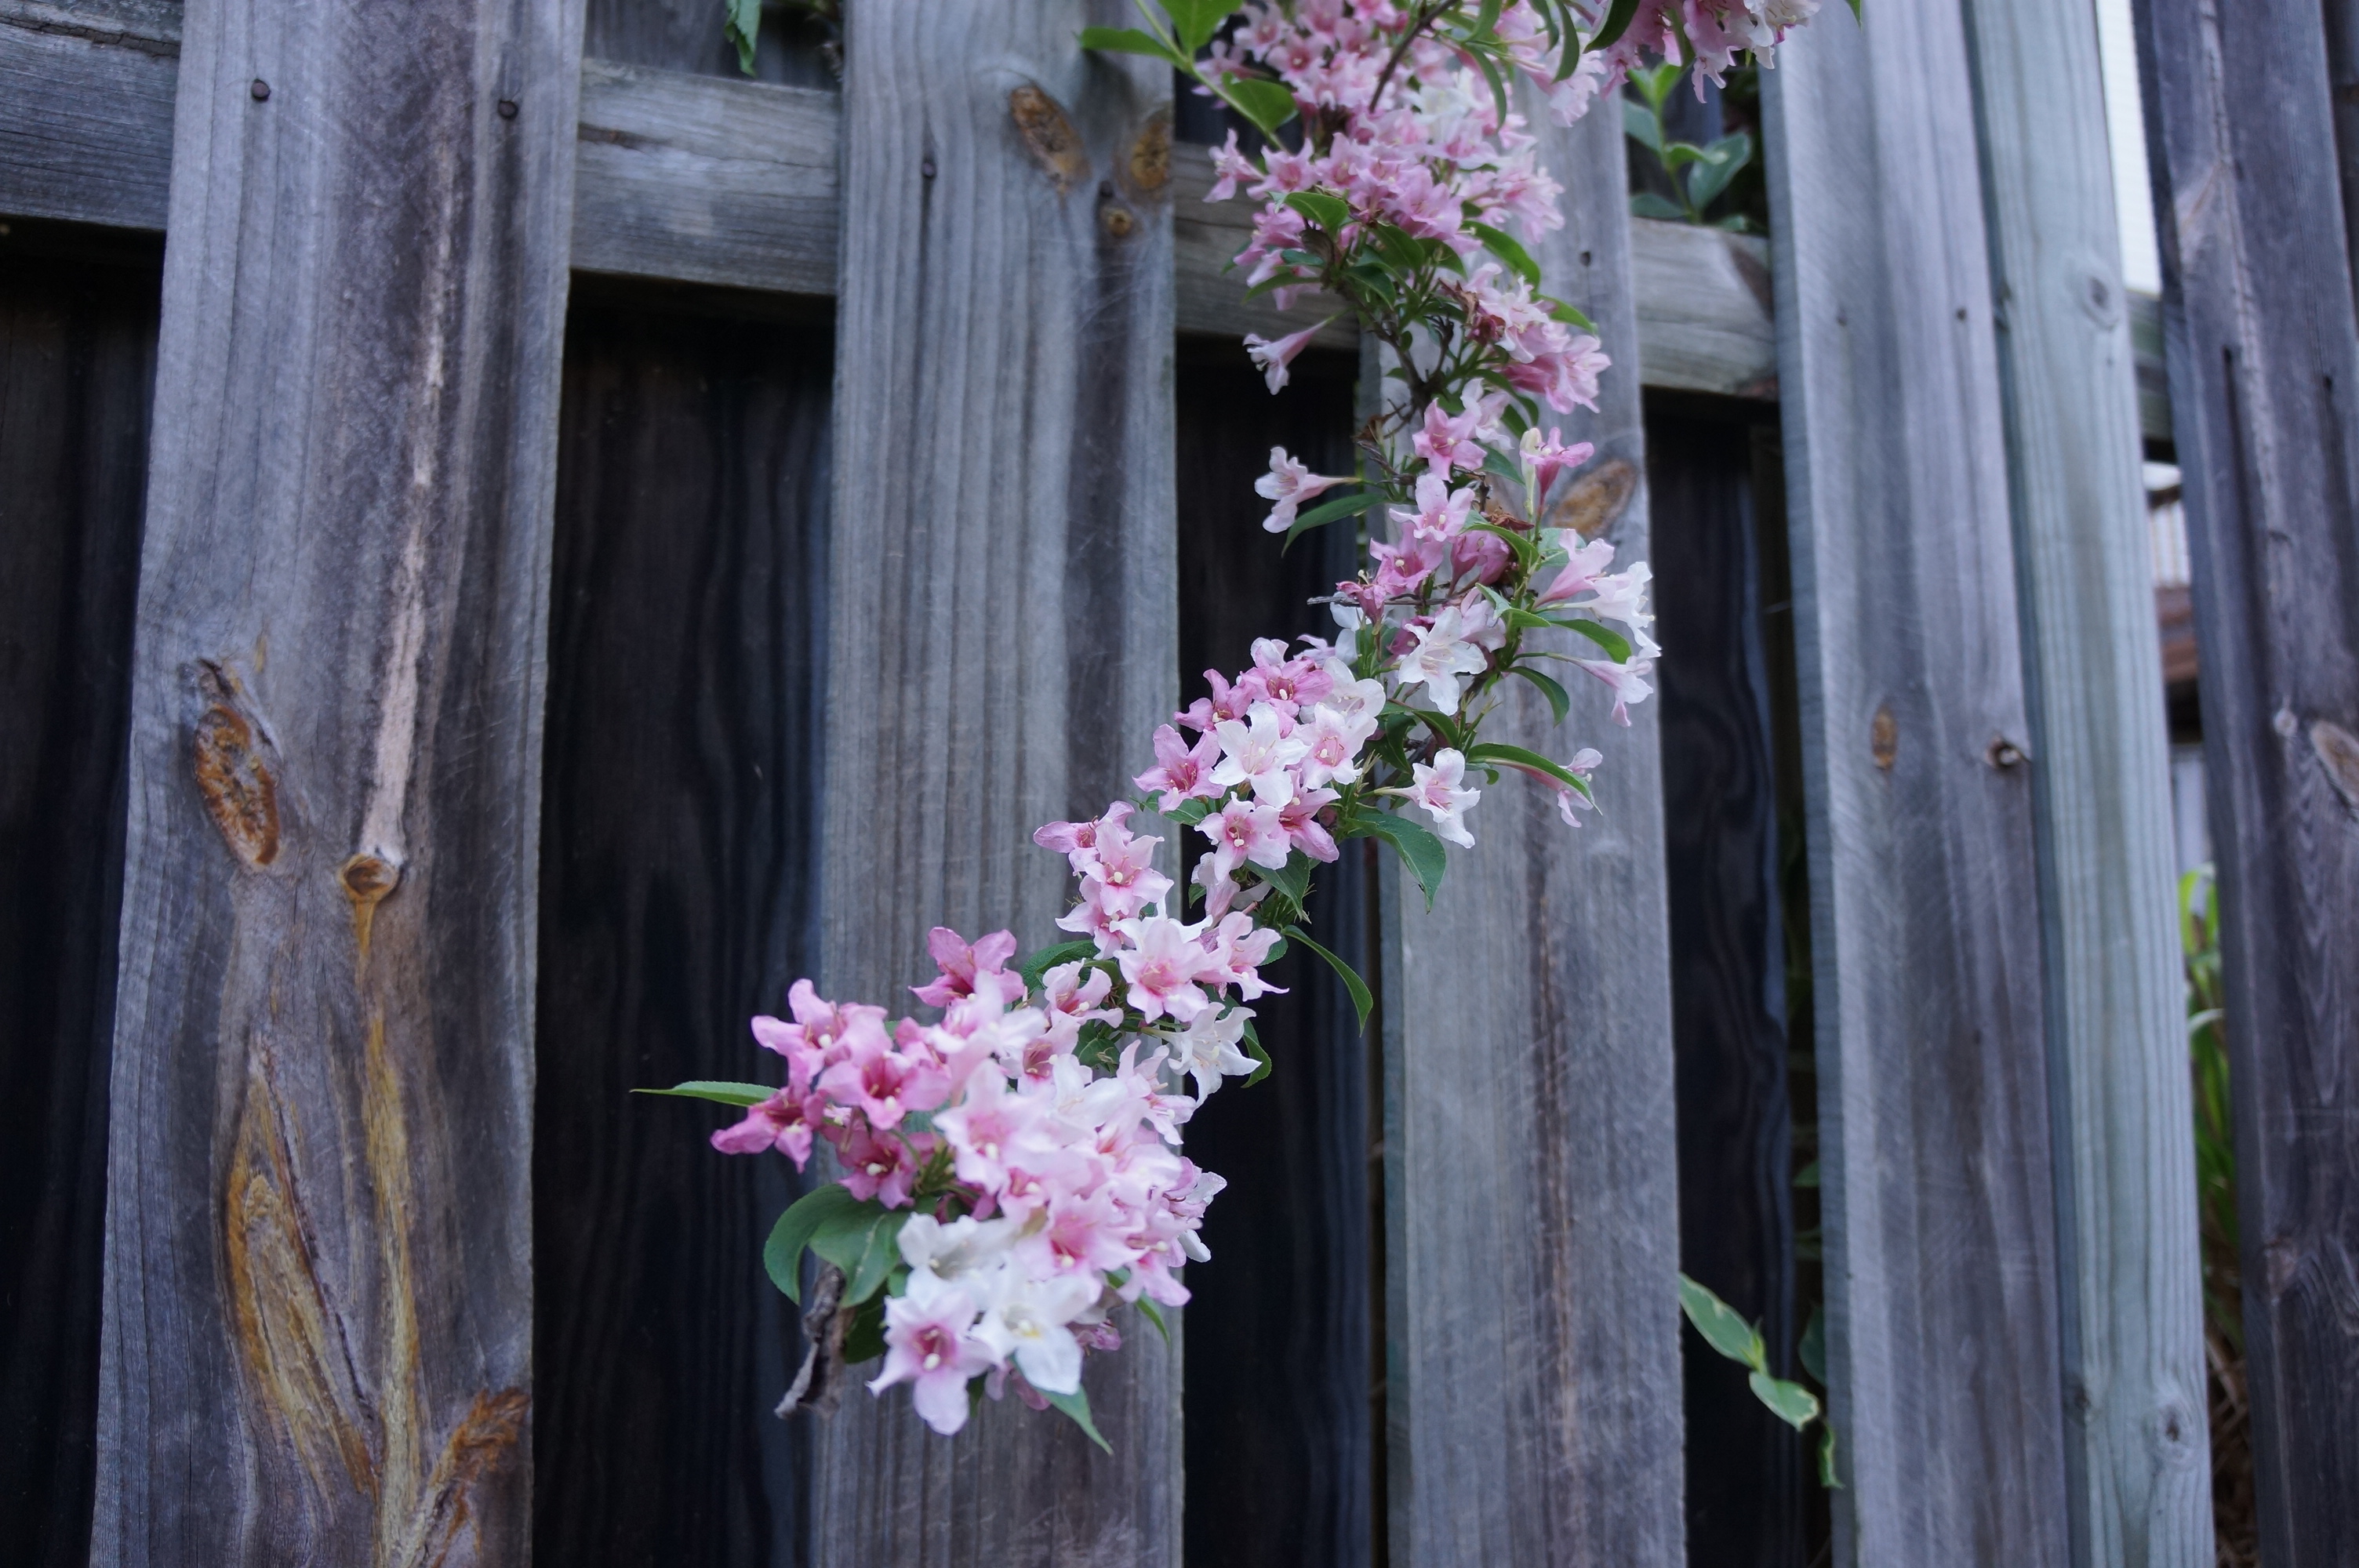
[1962,0,2212,1559]
[572,60,838,297]
[1765,9,2071,1565]
[89,0,582,1558]
[1627,219,1776,398]
[0,29,1784,397]
[810,4,1180,1563]
[0,0,177,230]
[1382,90,1682,1568]
[2132,0,2359,1557]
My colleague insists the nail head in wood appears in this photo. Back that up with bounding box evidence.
[497,99,518,119]
[250,78,270,100]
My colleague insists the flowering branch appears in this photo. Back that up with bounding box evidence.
[666,0,1823,1448]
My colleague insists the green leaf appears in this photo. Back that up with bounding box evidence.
[1017,938,1100,994]
[1621,98,1663,154]
[1540,294,1597,331]
[1467,222,1543,285]
[1589,0,1644,51]
[1677,1272,1768,1372]
[1285,488,1382,550]
[1240,1017,1274,1087]
[1749,1370,1823,1431]
[1283,190,1352,234]
[1511,666,1572,724]
[1794,1159,1820,1189]
[810,1200,905,1305]
[1845,0,1862,18]
[1135,1294,1171,1344]
[1044,1383,1113,1454]
[1685,131,1753,212]
[1217,75,1298,137]
[1078,25,1185,63]
[1629,191,1689,222]
[1350,808,1449,911]
[1818,1421,1845,1488]
[1161,0,1235,52]
[1798,1303,1826,1385]
[1258,850,1314,906]
[1282,924,1375,1035]
[1564,618,1632,662]
[638,1080,776,1108]
[1169,796,1216,827]
[1463,742,1592,799]
[764,1182,867,1302]
[841,1293,888,1364]
[722,0,761,75]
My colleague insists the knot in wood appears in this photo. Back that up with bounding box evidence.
[1870,706,1899,771]
[1547,457,1637,539]
[2310,717,2359,811]
[1009,84,1089,192]
[1125,111,1172,196]
[193,677,279,867]
[340,852,402,962]
[1100,198,1136,239]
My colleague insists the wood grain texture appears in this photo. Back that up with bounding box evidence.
[1764,9,2070,1565]
[1628,220,1777,399]
[811,4,1180,1563]
[580,0,836,88]
[1172,343,1372,1568]
[533,292,835,1568]
[1648,397,1807,1568]
[0,0,179,231]
[1961,0,2212,1559]
[88,0,582,1558]
[572,61,838,299]
[1381,92,1682,1568]
[2132,0,2359,1557]
[0,230,158,1568]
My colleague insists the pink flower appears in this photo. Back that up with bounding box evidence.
[1537,534,1618,604]
[818,1027,951,1130]
[754,980,889,1082]
[1176,668,1250,733]
[1255,445,1348,532]
[1078,815,1172,916]
[1390,748,1480,848]
[1211,703,1310,806]
[1033,801,1132,866]
[1135,722,1223,811]
[1198,796,1292,885]
[1296,702,1375,789]
[1411,397,1488,476]
[911,926,1020,1008]
[1242,317,1336,393]
[1394,599,1499,711]
[1113,914,1219,1023]
[1393,471,1477,544]
[1205,128,1256,202]
[1575,656,1656,726]
[1520,426,1594,514]
[838,1123,923,1208]
[709,1086,818,1166]
[1279,786,1341,862]
[932,1069,1046,1190]
[1206,913,1289,1001]
[867,1267,993,1435]
[1013,1189,1136,1279]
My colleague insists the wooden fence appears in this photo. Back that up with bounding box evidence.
[0,0,2351,1563]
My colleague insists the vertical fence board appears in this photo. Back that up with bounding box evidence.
[89,0,582,1558]
[2132,0,2359,1556]
[1383,94,1681,1568]
[1961,0,2212,1560]
[0,233,158,1568]
[533,295,834,1567]
[812,3,1179,1563]
[1765,10,2070,1565]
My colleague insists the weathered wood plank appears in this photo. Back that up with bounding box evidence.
[0,32,1787,397]
[1764,9,2070,1565]
[810,4,1180,1563]
[89,0,583,1559]
[2132,0,2359,1557]
[0,225,158,1568]
[572,61,838,298]
[1382,92,1683,1568]
[1648,394,1808,1566]
[1961,0,2212,1559]
[0,0,177,230]
[533,289,834,1566]
[1173,342,1372,1568]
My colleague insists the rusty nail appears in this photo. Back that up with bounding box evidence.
[1987,736,2026,769]
[250,78,271,100]
[497,98,518,119]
